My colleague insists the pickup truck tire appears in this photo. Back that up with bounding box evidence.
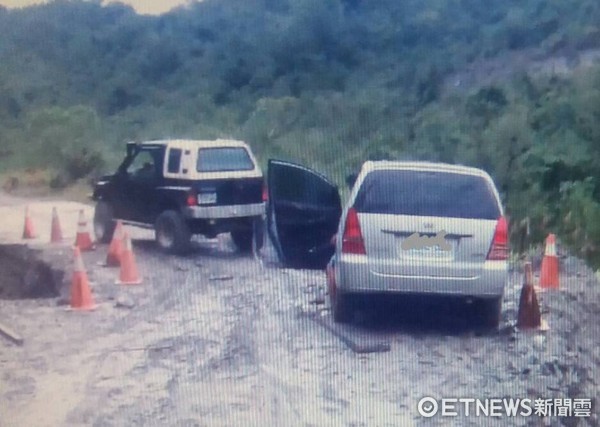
[155,210,191,254]
[231,229,253,252]
[231,216,264,253]
[93,201,116,244]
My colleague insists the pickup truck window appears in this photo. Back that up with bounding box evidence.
[196,147,254,172]
[127,150,158,180]
[167,148,182,173]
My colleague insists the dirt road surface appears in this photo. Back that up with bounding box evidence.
[0,196,598,426]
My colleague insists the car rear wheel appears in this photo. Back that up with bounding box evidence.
[331,291,353,323]
[93,201,116,243]
[155,210,191,254]
[479,296,503,330]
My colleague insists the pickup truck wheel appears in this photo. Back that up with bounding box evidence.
[155,210,191,254]
[232,216,264,253]
[231,229,253,253]
[252,216,265,251]
[93,201,116,244]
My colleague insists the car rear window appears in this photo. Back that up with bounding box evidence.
[354,169,501,219]
[196,147,254,172]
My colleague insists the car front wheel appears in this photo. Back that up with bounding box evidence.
[155,210,191,254]
[93,201,116,243]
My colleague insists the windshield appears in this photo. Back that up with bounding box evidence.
[196,147,255,172]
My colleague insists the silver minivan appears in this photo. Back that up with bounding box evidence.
[267,160,508,328]
[332,161,508,326]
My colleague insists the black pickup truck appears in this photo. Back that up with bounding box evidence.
[92,139,343,268]
[92,139,266,254]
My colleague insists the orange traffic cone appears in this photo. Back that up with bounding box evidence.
[116,232,142,285]
[70,246,96,311]
[74,209,95,251]
[103,220,123,267]
[22,205,37,239]
[50,207,63,243]
[517,261,547,330]
[540,234,559,289]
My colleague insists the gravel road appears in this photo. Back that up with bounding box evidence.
[0,199,598,426]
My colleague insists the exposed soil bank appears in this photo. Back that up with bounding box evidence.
[0,245,62,299]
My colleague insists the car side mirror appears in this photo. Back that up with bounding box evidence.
[345,173,358,189]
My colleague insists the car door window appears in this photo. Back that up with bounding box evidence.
[272,165,338,208]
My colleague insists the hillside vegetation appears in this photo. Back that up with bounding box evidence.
[1,0,600,265]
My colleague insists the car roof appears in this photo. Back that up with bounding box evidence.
[134,139,250,149]
[361,160,490,178]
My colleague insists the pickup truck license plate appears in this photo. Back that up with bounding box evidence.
[197,192,217,204]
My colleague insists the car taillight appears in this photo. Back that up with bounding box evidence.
[487,216,508,260]
[262,183,268,202]
[186,190,197,207]
[341,208,366,254]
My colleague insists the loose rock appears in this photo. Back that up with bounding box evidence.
[115,295,135,309]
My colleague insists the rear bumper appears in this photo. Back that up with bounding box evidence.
[336,254,507,298]
[182,203,265,219]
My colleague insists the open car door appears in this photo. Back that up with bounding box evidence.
[267,159,342,269]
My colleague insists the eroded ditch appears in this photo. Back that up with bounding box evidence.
[0,244,63,299]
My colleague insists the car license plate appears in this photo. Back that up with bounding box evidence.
[197,192,217,204]
[400,239,455,259]
[407,246,448,256]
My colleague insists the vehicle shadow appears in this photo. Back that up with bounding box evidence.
[130,236,252,260]
[347,294,502,337]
